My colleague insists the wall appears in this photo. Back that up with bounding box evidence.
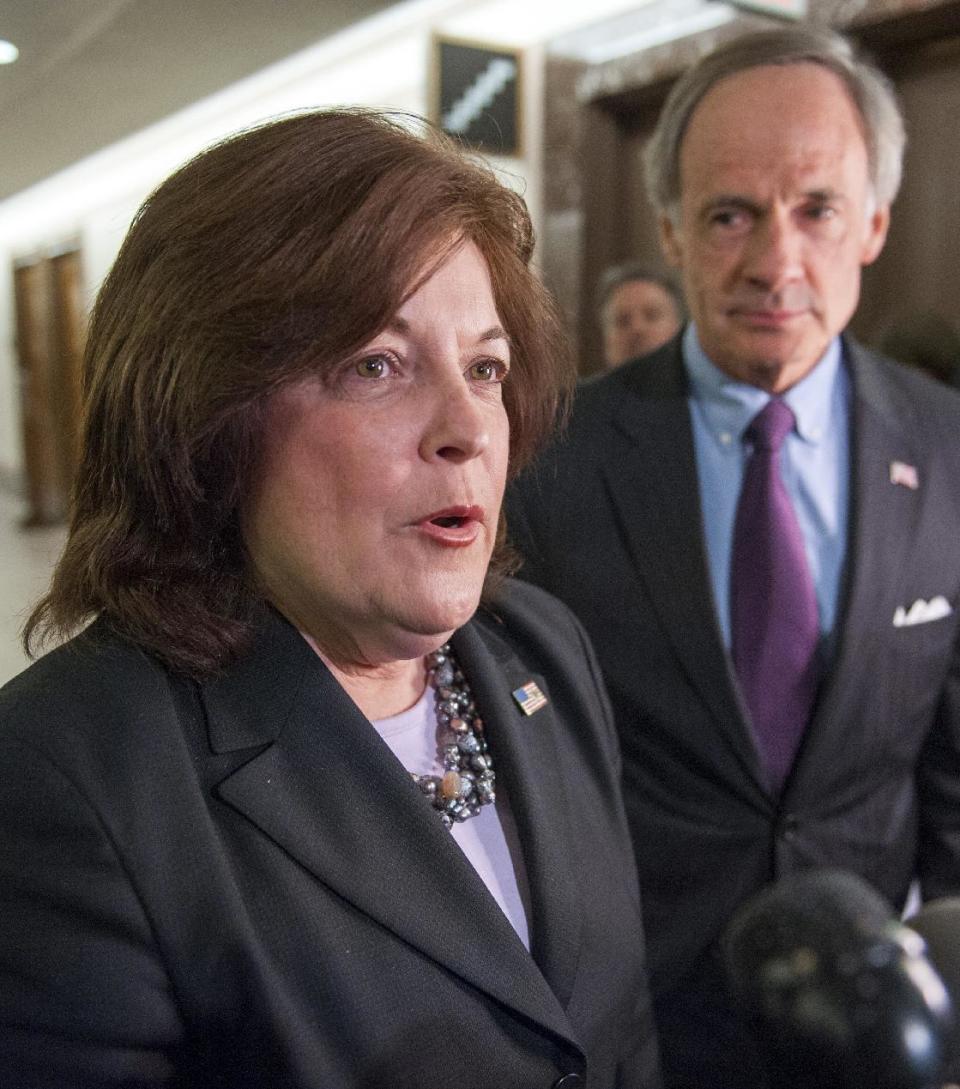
[0,0,549,484]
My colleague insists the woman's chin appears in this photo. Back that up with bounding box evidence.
[383,588,484,660]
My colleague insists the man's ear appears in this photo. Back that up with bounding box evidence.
[861,203,890,266]
[659,213,683,269]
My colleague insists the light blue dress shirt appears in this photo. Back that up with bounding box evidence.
[683,323,851,647]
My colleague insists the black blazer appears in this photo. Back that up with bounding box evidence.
[0,580,660,1089]
[506,334,960,998]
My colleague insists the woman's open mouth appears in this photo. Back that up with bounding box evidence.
[417,506,484,546]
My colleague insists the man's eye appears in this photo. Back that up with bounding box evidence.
[710,209,744,228]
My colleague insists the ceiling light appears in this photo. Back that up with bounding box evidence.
[438,0,650,47]
[549,0,738,65]
[581,4,737,64]
[0,39,19,64]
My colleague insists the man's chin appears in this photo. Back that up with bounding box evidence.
[709,328,826,392]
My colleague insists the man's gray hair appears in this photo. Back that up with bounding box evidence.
[643,25,906,219]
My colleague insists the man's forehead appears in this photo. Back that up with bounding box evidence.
[683,62,862,145]
[677,62,870,196]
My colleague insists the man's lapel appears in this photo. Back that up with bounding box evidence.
[201,609,579,1046]
[600,341,765,788]
[801,339,927,748]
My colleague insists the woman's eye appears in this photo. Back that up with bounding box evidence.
[469,359,507,382]
[354,355,392,379]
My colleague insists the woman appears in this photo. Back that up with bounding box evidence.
[0,110,658,1088]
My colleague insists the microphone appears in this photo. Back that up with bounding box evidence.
[723,869,954,1089]
[906,897,960,1084]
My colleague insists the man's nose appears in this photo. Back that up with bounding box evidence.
[743,211,803,291]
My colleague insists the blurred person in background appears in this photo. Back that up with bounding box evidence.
[596,262,684,370]
[0,109,660,1089]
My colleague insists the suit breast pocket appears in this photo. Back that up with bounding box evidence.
[885,605,958,729]
[892,601,956,658]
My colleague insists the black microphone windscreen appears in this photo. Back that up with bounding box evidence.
[723,869,953,1089]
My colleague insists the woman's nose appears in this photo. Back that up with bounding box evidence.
[419,368,491,463]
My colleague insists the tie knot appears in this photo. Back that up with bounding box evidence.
[745,398,795,452]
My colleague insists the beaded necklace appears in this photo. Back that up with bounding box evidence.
[411,644,496,827]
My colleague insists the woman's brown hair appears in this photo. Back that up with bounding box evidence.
[25,109,573,676]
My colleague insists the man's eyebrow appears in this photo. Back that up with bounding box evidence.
[803,188,844,203]
[699,195,761,216]
[698,189,848,217]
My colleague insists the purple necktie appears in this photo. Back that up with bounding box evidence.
[730,398,820,792]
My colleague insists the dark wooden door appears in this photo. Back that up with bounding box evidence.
[12,251,85,525]
[48,251,86,496]
[852,30,960,349]
[578,82,674,375]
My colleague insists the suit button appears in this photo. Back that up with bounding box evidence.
[778,813,799,838]
[552,1076,583,1088]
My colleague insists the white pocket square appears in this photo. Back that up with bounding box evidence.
[893,596,953,627]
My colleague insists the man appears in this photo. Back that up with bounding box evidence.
[597,262,684,368]
[507,26,960,1089]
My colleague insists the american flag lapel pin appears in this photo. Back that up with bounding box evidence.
[512,681,548,716]
[889,460,919,490]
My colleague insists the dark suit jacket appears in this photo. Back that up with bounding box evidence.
[505,334,960,1066]
[0,580,659,1089]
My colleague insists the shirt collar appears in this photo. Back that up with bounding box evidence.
[682,323,843,447]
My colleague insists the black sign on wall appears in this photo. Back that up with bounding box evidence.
[432,37,522,156]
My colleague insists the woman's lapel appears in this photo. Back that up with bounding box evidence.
[200,608,580,1045]
[452,617,584,1010]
